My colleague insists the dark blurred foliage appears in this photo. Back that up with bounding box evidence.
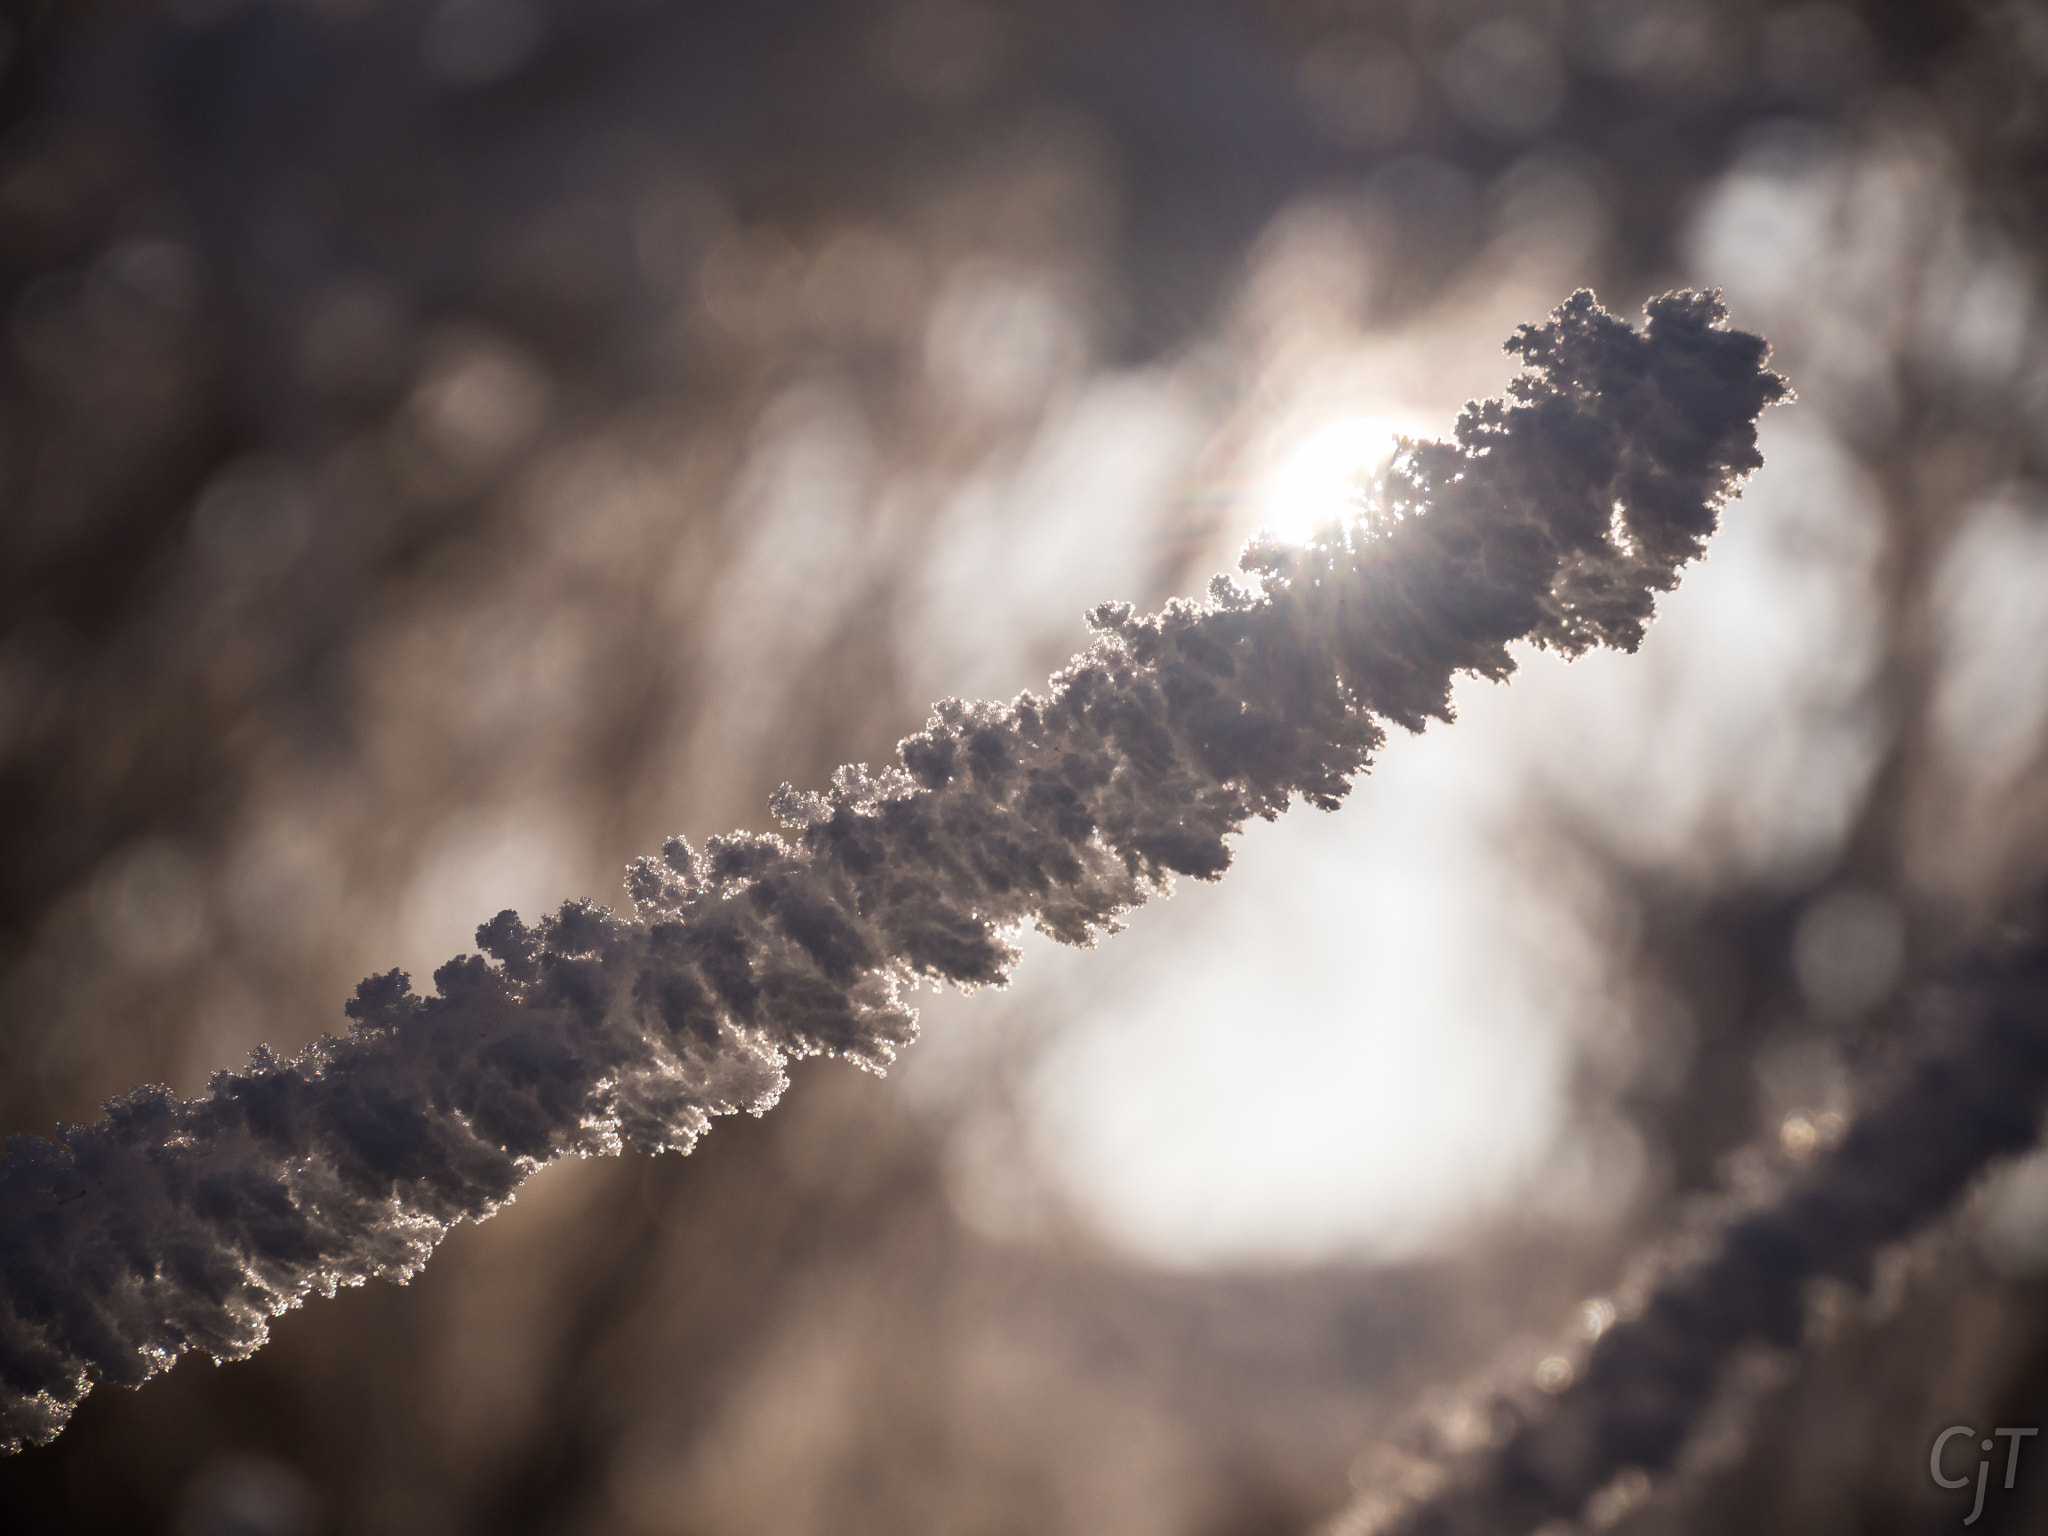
[0,1,2046,1533]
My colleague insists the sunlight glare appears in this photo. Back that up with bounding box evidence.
[1257,410,1438,545]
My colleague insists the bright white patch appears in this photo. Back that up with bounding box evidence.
[1933,492,2048,784]
[1023,718,1576,1265]
[1256,411,1436,545]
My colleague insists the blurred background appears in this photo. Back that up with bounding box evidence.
[1,0,2046,1531]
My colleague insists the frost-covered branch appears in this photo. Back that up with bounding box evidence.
[0,291,1785,1451]
[1327,919,2048,1536]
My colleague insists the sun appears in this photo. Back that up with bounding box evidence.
[1256,409,1440,545]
